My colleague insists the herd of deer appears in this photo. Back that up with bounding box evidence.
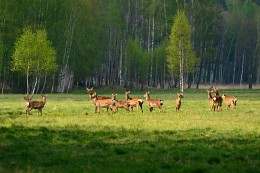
[207,87,238,111]
[23,86,237,115]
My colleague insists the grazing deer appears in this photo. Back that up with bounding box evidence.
[24,95,47,116]
[222,94,237,109]
[175,93,183,111]
[112,94,130,112]
[143,92,163,112]
[207,90,217,111]
[125,91,144,113]
[211,87,222,111]
[90,92,117,114]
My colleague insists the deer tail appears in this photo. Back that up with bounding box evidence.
[138,99,144,113]
[233,98,238,106]
[160,100,163,106]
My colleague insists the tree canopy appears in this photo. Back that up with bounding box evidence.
[0,0,259,93]
[12,27,57,94]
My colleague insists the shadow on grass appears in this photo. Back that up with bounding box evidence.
[0,126,259,173]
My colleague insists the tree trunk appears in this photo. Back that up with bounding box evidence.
[240,54,245,86]
[57,6,76,93]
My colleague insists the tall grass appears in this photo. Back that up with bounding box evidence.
[0,89,259,172]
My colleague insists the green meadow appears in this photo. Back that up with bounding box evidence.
[0,89,259,173]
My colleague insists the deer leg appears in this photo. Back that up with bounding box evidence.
[97,106,101,114]
[28,107,33,115]
[139,102,143,113]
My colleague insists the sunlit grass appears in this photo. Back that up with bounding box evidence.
[0,89,259,172]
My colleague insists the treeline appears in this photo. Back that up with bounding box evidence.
[0,0,259,93]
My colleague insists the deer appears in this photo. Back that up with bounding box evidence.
[24,95,47,116]
[125,91,144,113]
[211,87,223,111]
[222,94,238,109]
[207,90,217,111]
[90,92,117,114]
[143,91,163,112]
[87,87,111,112]
[112,94,130,112]
[86,87,111,100]
[175,93,184,111]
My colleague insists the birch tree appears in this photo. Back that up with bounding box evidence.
[12,27,57,95]
[166,10,197,93]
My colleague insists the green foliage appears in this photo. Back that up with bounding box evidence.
[12,27,57,76]
[166,10,198,78]
[125,39,148,82]
[242,0,257,18]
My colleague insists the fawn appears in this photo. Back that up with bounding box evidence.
[24,95,47,116]
[207,90,217,111]
[125,91,144,113]
[175,93,183,111]
[222,94,237,109]
[143,92,163,112]
[112,94,130,112]
[211,87,222,111]
[90,92,117,114]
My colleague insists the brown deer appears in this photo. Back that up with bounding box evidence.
[211,87,222,111]
[222,94,237,109]
[90,92,117,114]
[207,90,217,111]
[175,93,183,111]
[143,92,163,112]
[24,95,47,116]
[86,87,111,100]
[125,91,144,113]
[87,87,111,112]
[112,94,130,112]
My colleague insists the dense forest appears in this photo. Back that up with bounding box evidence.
[0,0,259,93]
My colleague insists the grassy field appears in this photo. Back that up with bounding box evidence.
[0,88,259,173]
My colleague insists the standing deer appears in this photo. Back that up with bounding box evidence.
[207,90,217,111]
[222,94,238,109]
[211,87,222,111]
[175,93,183,111]
[24,95,47,116]
[87,87,111,112]
[112,94,130,112]
[143,92,163,112]
[90,92,117,114]
[125,91,144,113]
[86,87,111,99]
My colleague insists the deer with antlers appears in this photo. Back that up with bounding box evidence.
[222,94,238,109]
[175,93,184,111]
[125,91,144,113]
[90,92,117,114]
[24,95,47,116]
[143,91,163,112]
